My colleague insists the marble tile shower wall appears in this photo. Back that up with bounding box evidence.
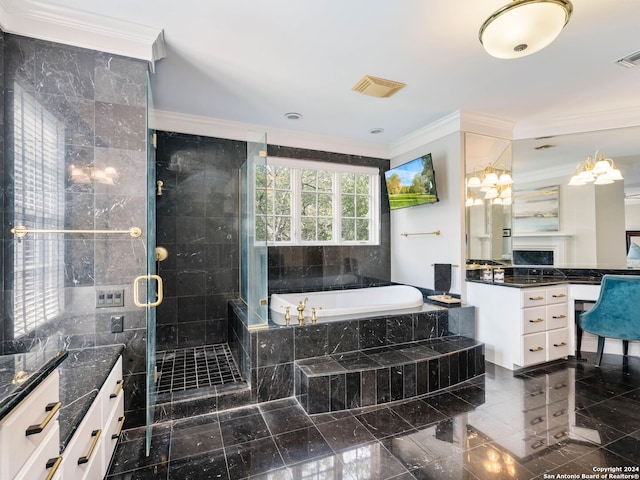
[0,33,149,428]
[154,132,246,351]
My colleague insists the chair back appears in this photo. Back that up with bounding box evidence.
[580,275,640,340]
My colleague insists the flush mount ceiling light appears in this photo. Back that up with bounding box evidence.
[479,0,573,59]
[369,128,384,135]
[284,112,303,120]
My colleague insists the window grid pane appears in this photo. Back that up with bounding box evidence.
[256,161,378,246]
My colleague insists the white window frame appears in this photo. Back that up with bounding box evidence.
[259,157,380,246]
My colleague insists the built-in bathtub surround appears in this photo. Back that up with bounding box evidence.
[228,298,477,404]
[0,33,149,428]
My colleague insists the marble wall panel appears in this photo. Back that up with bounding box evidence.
[1,34,149,427]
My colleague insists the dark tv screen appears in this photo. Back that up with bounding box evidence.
[384,153,438,210]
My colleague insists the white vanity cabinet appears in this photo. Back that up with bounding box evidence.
[467,282,569,370]
[0,370,62,480]
[61,355,124,480]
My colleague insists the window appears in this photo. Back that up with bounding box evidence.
[255,158,379,245]
[13,83,65,337]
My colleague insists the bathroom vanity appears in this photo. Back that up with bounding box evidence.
[0,345,124,479]
[467,281,569,370]
[467,271,640,370]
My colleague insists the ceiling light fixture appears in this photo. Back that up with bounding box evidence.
[369,128,384,135]
[479,0,573,59]
[284,112,302,120]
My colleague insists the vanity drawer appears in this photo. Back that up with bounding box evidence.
[62,399,104,480]
[522,289,547,308]
[547,287,568,305]
[547,328,569,361]
[0,369,60,480]
[522,306,546,334]
[104,392,125,468]
[547,303,569,330]
[101,356,123,423]
[522,332,546,366]
[14,422,61,480]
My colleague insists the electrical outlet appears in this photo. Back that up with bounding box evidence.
[110,315,124,333]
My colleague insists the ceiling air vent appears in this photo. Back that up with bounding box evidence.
[352,75,406,98]
[616,49,640,68]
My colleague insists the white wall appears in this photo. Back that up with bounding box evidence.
[389,132,464,294]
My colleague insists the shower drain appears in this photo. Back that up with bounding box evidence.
[155,344,243,394]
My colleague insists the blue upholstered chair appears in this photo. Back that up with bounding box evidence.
[579,275,640,366]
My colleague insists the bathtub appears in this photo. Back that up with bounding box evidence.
[269,285,424,325]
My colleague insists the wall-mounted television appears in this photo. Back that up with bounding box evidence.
[384,153,438,210]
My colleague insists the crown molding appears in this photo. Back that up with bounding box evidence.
[513,106,640,140]
[0,0,165,65]
[390,111,515,158]
[150,110,391,159]
[389,112,462,158]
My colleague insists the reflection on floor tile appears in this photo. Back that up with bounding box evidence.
[107,353,640,480]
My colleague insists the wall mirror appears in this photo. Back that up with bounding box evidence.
[465,132,513,264]
[511,125,640,269]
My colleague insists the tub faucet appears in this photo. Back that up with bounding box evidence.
[297,298,308,325]
[284,306,291,326]
[311,307,317,324]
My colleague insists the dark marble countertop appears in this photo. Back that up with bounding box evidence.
[0,347,68,421]
[58,344,125,451]
[466,276,602,288]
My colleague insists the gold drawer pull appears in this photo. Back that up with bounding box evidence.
[112,416,126,439]
[553,383,567,390]
[553,409,566,417]
[528,296,544,301]
[530,416,544,425]
[552,294,566,298]
[78,429,102,465]
[529,318,544,323]
[110,379,123,398]
[553,342,567,347]
[26,402,62,436]
[554,430,568,439]
[529,347,544,352]
[529,389,544,397]
[45,456,63,480]
[552,314,567,319]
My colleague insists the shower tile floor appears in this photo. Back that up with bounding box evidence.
[156,344,243,395]
[107,352,640,479]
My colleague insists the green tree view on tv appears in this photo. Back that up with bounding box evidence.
[384,153,438,210]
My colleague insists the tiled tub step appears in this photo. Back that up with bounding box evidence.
[295,336,484,414]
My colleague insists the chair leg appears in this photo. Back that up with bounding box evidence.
[595,336,605,367]
[623,340,629,357]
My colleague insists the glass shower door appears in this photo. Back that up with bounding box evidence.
[240,132,268,327]
[144,76,158,456]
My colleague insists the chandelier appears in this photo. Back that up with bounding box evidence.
[567,151,624,186]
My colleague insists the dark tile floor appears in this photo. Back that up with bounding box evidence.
[106,352,640,479]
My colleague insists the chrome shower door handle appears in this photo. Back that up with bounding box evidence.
[133,274,164,307]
